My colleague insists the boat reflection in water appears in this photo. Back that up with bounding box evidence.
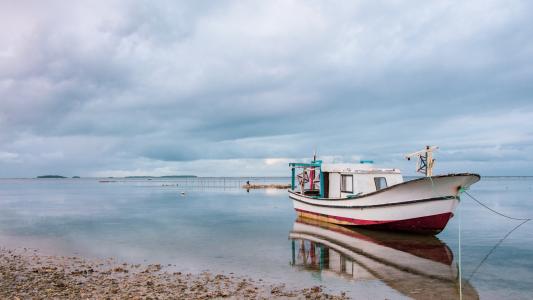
[289,217,479,299]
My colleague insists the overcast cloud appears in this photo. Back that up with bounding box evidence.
[1,0,533,177]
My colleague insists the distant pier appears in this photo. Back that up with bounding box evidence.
[242,183,291,189]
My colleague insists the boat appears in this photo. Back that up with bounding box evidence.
[288,146,480,234]
[289,217,479,299]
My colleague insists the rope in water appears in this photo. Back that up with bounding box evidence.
[460,190,531,282]
[466,218,529,281]
[458,198,463,300]
[428,176,464,298]
[463,190,532,221]
[426,178,530,297]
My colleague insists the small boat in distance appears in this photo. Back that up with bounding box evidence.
[288,146,480,234]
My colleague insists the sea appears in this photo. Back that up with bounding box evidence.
[0,176,532,299]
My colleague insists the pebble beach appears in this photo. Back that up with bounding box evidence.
[1,247,348,299]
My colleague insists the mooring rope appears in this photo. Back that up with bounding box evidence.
[466,218,529,281]
[463,190,532,221]
[428,176,463,299]
[417,177,530,297]
[458,198,463,300]
[460,190,531,282]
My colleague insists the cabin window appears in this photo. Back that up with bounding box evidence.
[374,177,388,190]
[341,175,353,193]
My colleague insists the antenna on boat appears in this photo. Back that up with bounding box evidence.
[405,145,439,177]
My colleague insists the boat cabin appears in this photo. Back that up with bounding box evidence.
[289,160,403,198]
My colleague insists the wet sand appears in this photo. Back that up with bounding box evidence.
[1,247,348,299]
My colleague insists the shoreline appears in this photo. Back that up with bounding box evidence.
[0,247,348,299]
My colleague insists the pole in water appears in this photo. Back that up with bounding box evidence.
[458,198,463,300]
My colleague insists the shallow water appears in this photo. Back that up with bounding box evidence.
[0,177,532,299]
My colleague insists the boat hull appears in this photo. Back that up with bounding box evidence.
[289,173,480,234]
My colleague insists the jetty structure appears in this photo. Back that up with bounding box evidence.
[288,147,480,234]
[242,183,291,189]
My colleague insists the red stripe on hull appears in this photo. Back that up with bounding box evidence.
[295,209,454,234]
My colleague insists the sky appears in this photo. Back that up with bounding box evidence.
[1,0,533,177]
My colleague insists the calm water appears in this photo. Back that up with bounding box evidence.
[0,177,532,299]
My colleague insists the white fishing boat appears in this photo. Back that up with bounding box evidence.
[288,146,480,234]
[289,217,479,299]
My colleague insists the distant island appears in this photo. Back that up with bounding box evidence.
[125,175,197,178]
[72,176,80,178]
[36,175,67,178]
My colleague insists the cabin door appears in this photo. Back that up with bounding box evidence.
[328,173,341,198]
[323,172,329,198]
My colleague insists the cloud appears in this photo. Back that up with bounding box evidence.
[0,151,20,162]
[1,0,533,176]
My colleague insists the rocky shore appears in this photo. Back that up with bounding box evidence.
[1,247,348,299]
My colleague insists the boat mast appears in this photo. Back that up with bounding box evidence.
[405,146,438,177]
[309,151,317,190]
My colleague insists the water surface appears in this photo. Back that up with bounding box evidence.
[0,177,531,299]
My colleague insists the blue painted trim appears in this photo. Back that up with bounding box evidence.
[319,244,325,270]
[289,162,321,168]
[289,160,324,195]
[291,167,295,190]
[289,163,321,168]
[291,240,295,265]
[360,160,374,164]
